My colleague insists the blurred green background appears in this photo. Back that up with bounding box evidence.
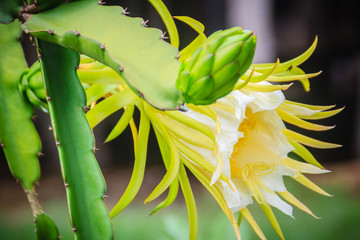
[1,0,359,239]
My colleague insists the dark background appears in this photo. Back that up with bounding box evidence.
[1,0,359,182]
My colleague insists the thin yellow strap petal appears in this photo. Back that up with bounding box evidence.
[105,104,135,142]
[86,88,137,129]
[159,114,214,150]
[188,104,221,134]
[297,107,344,120]
[109,110,150,218]
[267,71,321,82]
[129,118,138,155]
[240,208,267,240]
[292,173,332,196]
[284,100,335,111]
[243,83,293,92]
[277,109,334,131]
[164,110,216,143]
[246,58,280,83]
[148,0,179,48]
[289,141,323,168]
[182,158,241,240]
[210,152,224,186]
[259,202,284,240]
[278,191,319,219]
[178,163,198,240]
[254,36,318,74]
[282,129,342,149]
[174,139,233,189]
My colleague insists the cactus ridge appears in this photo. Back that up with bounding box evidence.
[0,21,41,191]
[22,1,183,110]
[38,40,113,240]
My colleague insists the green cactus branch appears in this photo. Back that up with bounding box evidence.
[22,0,184,110]
[37,39,113,240]
[0,20,59,240]
[0,20,40,192]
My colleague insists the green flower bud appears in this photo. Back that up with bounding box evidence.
[19,62,49,112]
[176,27,256,105]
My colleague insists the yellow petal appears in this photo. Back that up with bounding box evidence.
[277,109,334,131]
[287,140,323,168]
[178,163,198,240]
[243,83,293,92]
[259,202,284,240]
[292,173,332,196]
[109,110,150,218]
[297,107,344,120]
[182,157,241,240]
[157,113,214,150]
[210,152,224,186]
[278,191,319,219]
[282,129,342,149]
[240,208,267,240]
[254,36,318,74]
[284,100,335,111]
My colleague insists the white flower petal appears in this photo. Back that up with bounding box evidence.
[242,82,285,113]
[261,188,294,217]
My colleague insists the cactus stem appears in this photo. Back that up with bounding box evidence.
[46,96,51,101]
[122,8,130,15]
[142,20,149,27]
[56,141,60,146]
[161,32,169,40]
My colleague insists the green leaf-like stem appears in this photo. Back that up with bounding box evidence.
[37,39,113,240]
[22,0,183,110]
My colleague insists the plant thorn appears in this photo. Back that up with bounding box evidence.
[123,7,130,15]
[46,96,51,101]
[56,141,60,146]
[161,32,169,40]
[142,19,149,27]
